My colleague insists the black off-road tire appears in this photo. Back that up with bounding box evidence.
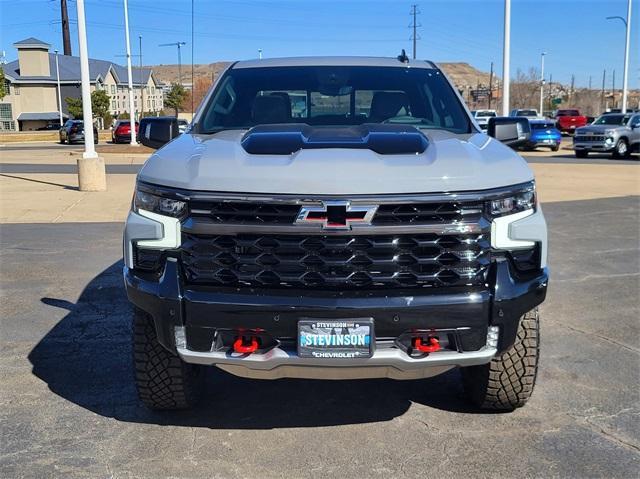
[461,309,539,411]
[575,150,588,158]
[551,144,560,152]
[132,308,203,410]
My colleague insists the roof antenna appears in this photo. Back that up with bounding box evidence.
[397,49,409,63]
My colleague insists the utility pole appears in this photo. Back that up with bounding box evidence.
[501,0,511,116]
[488,61,494,109]
[123,0,138,145]
[539,52,546,116]
[75,0,106,191]
[588,75,592,90]
[601,69,606,112]
[60,0,72,55]
[54,50,63,127]
[569,74,575,105]
[410,5,420,60]
[612,69,616,108]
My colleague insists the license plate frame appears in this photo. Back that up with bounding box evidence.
[298,318,374,359]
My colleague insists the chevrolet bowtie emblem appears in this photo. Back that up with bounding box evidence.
[296,201,378,230]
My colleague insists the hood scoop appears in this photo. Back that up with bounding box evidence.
[241,123,428,155]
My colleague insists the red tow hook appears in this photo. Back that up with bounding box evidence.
[412,336,441,353]
[233,336,259,354]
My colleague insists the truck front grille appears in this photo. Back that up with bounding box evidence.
[180,232,490,289]
[188,200,479,225]
[574,135,605,142]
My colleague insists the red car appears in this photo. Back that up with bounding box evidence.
[554,109,588,135]
[112,120,139,144]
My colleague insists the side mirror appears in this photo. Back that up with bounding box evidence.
[487,117,531,148]
[138,117,179,149]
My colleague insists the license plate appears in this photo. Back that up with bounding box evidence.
[298,319,373,358]
[543,139,553,143]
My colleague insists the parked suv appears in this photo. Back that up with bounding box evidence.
[59,120,98,144]
[573,113,640,158]
[125,57,548,412]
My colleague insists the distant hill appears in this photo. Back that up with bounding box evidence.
[150,61,493,89]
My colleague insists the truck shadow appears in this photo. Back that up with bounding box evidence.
[28,261,480,429]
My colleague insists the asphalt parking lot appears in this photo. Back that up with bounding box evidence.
[0,143,639,478]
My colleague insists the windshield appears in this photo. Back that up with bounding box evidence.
[557,110,580,116]
[476,111,496,117]
[198,66,471,134]
[593,114,630,125]
[517,110,538,117]
[531,122,555,130]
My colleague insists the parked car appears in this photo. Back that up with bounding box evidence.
[553,109,588,135]
[522,119,561,151]
[127,56,547,412]
[573,113,640,158]
[177,119,189,133]
[112,120,139,143]
[471,109,497,130]
[59,120,98,144]
[510,109,540,119]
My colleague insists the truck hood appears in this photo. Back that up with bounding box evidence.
[575,125,622,134]
[138,129,534,195]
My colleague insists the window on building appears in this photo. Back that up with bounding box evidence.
[0,103,15,131]
[147,99,150,109]
[14,85,20,95]
[111,100,116,109]
[152,99,156,109]
[111,85,115,95]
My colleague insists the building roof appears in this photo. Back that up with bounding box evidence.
[4,53,154,86]
[233,56,437,69]
[13,37,51,49]
[17,112,69,121]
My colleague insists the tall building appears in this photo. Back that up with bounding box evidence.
[1,37,164,131]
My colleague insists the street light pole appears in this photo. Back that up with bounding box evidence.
[75,0,106,191]
[123,0,138,145]
[159,42,187,85]
[621,0,632,113]
[606,3,632,113]
[501,0,511,116]
[139,35,144,117]
[54,49,63,127]
[539,52,546,116]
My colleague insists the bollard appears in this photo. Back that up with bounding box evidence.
[77,157,107,191]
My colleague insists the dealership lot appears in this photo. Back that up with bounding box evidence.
[0,143,638,478]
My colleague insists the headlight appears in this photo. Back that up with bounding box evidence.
[487,184,536,217]
[604,129,616,136]
[134,186,187,218]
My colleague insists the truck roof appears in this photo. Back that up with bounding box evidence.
[233,56,438,69]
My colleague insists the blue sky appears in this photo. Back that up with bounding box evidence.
[1,0,638,88]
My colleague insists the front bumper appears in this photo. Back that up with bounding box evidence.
[124,257,548,380]
[573,141,615,152]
